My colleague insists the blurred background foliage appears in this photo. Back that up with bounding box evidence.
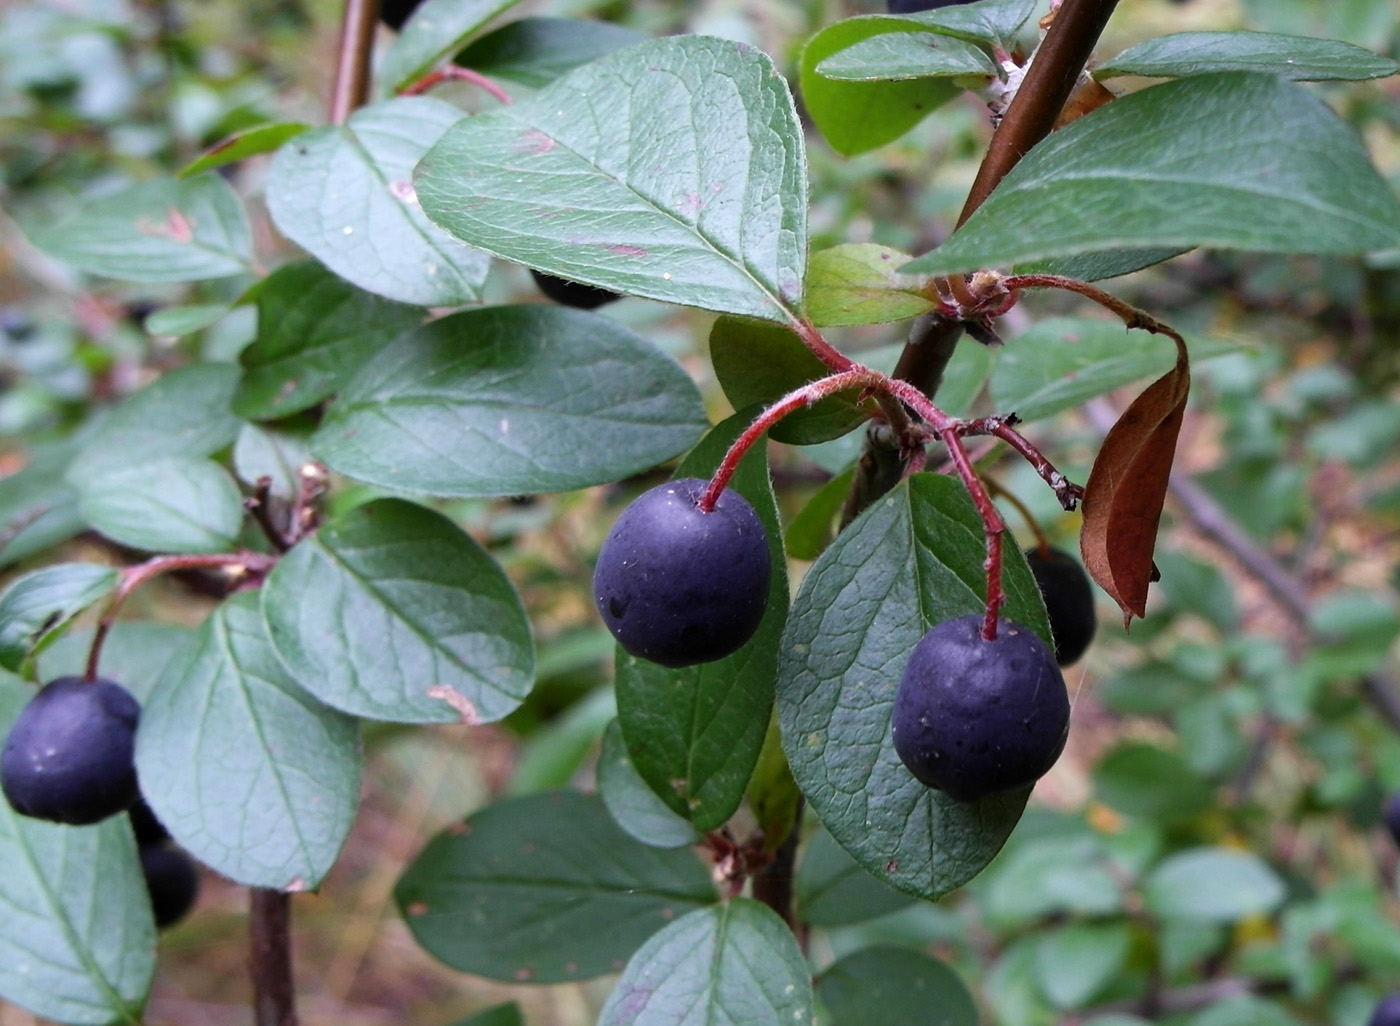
[2,0,1400,1023]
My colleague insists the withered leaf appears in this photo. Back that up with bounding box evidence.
[1080,332,1189,624]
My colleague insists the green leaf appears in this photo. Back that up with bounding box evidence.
[988,316,1238,422]
[262,498,534,724]
[796,826,913,926]
[710,317,868,445]
[454,17,648,88]
[0,563,119,672]
[818,945,977,1026]
[785,468,856,561]
[446,1003,524,1026]
[234,260,422,420]
[66,364,243,482]
[507,686,615,796]
[416,35,808,321]
[1016,246,1190,282]
[26,174,253,283]
[903,72,1400,276]
[378,0,523,93]
[1093,742,1215,823]
[615,416,788,831]
[1097,31,1400,82]
[805,244,935,326]
[597,899,814,1026]
[314,305,707,497]
[179,122,311,178]
[889,0,1037,46]
[266,97,491,307]
[0,672,154,1025]
[144,303,233,337]
[817,31,997,81]
[396,791,715,982]
[799,19,961,157]
[597,719,700,849]
[776,474,1051,899]
[135,592,360,890]
[76,457,245,554]
[980,836,1124,929]
[1034,922,1133,1009]
[0,439,86,570]
[1144,848,1286,923]
[744,717,802,849]
[233,421,316,500]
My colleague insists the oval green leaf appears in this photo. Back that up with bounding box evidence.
[1097,31,1400,82]
[818,946,977,1026]
[805,244,935,326]
[266,97,491,307]
[776,473,1051,899]
[598,899,814,1026]
[817,31,997,82]
[416,35,808,321]
[1143,848,1286,923]
[314,305,707,497]
[76,457,245,555]
[598,720,700,849]
[179,122,311,179]
[135,592,361,890]
[903,72,1400,276]
[0,563,120,672]
[262,498,534,724]
[796,826,913,927]
[396,791,715,982]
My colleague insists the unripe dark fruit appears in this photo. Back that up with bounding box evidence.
[594,478,770,668]
[531,269,621,310]
[378,0,423,30]
[1,677,140,825]
[886,0,971,13]
[129,796,170,847]
[892,615,1069,802]
[139,846,199,929]
[1383,793,1400,847]
[1024,546,1097,667]
[1370,993,1400,1026]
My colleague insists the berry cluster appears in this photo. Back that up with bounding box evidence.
[594,478,1097,801]
[1,676,197,929]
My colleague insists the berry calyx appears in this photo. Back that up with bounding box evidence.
[1024,546,1097,667]
[593,478,770,668]
[139,846,200,929]
[531,269,621,310]
[1,676,141,825]
[891,615,1069,802]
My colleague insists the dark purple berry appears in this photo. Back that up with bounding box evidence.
[1,677,140,825]
[594,478,770,668]
[892,615,1069,802]
[378,0,424,30]
[1383,793,1400,847]
[1024,546,1097,667]
[531,269,621,311]
[1370,993,1400,1026]
[886,0,972,13]
[140,846,199,929]
[129,796,170,847]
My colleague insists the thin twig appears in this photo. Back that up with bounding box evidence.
[400,66,513,104]
[250,889,298,1026]
[329,0,379,124]
[751,800,803,930]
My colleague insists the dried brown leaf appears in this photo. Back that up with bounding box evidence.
[1080,333,1189,624]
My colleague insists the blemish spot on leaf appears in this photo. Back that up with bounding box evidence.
[407,901,429,916]
[514,129,555,155]
[514,967,534,981]
[608,244,649,258]
[389,179,418,204]
[427,684,481,724]
[284,877,307,893]
[886,859,898,873]
[521,842,537,855]
[660,906,674,920]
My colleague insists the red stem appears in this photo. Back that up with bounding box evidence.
[400,66,514,105]
[961,416,1084,510]
[699,368,883,511]
[85,552,278,680]
[791,319,856,374]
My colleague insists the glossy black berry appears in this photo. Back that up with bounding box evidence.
[1,676,140,825]
[1370,993,1400,1026]
[140,846,199,929]
[378,0,424,30]
[594,478,770,668]
[886,0,971,13]
[1024,546,1097,667]
[129,796,170,847]
[892,615,1069,802]
[531,269,621,311]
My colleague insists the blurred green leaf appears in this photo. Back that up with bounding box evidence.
[417,36,807,321]
[445,1003,524,1026]
[76,457,244,554]
[179,122,310,178]
[597,720,699,849]
[785,468,856,561]
[1034,922,1132,1009]
[904,73,1400,276]
[27,174,253,283]
[397,791,714,982]
[0,563,118,672]
[1093,742,1215,822]
[454,18,647,88]
[379,0,523,93]
[777,473,1050,899]
[507,687,615,796]
[315,306,707,497]
[263,498,533,725]
[597,899,813,1026]
[1097,31,1400,82]
[1144,848,1286,923]
[796,826,913,926]
[981,836,1124,928]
